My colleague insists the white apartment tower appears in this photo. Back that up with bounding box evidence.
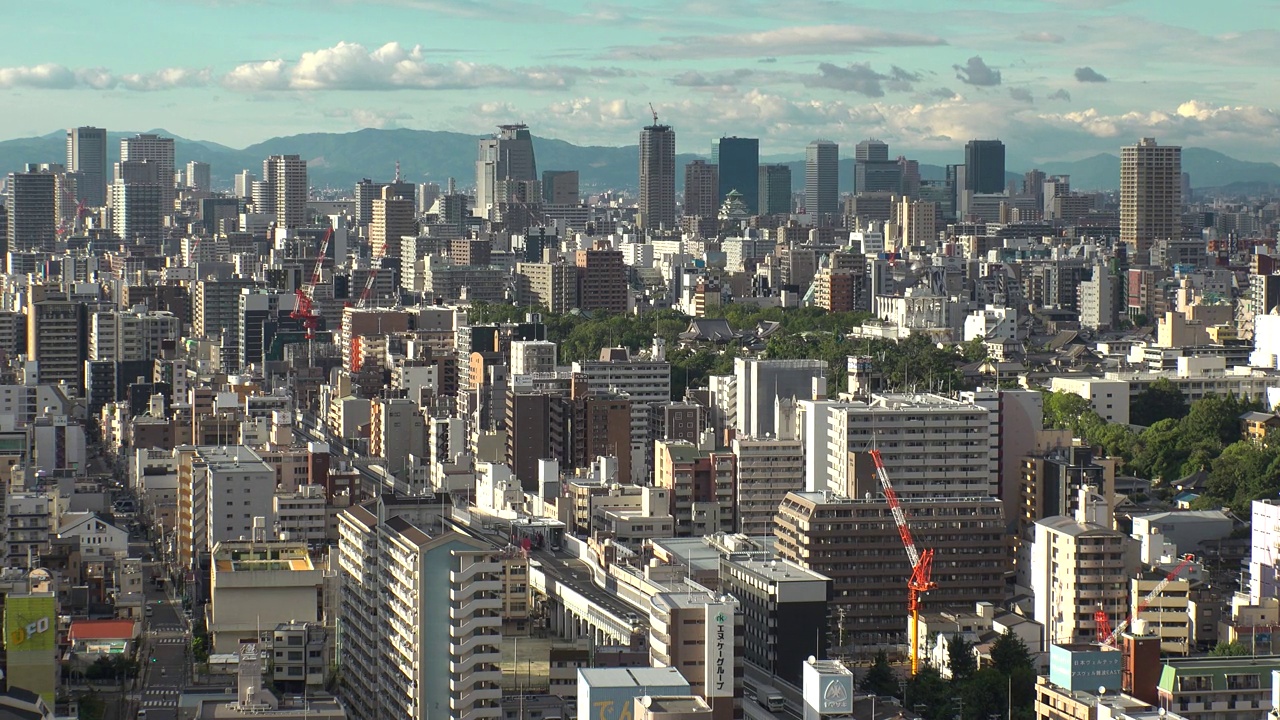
[120,133,175,211]
[264,154,308,228]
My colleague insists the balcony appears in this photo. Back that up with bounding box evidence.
[450,580,502,601]
[450,597,503,621]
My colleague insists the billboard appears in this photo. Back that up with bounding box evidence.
[5,593,56,653]
[704,601,734,698]
[803,660,855,717]
[1048,643,1122,693]
[4,593,57,705]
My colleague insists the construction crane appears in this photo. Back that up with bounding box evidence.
[290,227,332,340]
[648,102,659,126]
[1095,553,1196,646]
[356,263,381,309]
[870,448,936,675]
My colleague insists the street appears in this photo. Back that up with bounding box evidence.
[133,564,189,719]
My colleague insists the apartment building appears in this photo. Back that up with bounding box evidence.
[573,343,672,482]
[1031,512,1139,648]
[731,435,804,536]
[176,445,277,569]
[649,586,743,720]
[655,440,736,537]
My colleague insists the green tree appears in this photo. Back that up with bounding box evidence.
[1042,391,1092,431]
[860,650,900,697]
[1210,640,1250,656]
[990,629,1032,676]
[1131,378,1189,427]
[904,666,951,720]
[961,337,988,363]
[960,668,1008,720]
[947,633,977,682]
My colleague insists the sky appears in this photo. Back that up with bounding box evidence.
[2,0,1278,164]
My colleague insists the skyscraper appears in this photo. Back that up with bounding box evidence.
[1121,137,1182,263]
[263,154,307,228]
[475,124,537,220]
[683,160,718,219]
[639,120,676,230]
[4,166,57,254]
[804,140,839,217]
[964,139,1006,194]
[854,139,902,194]
[66,127,108,207]
[541,170,579,205]
[186,161,211,192]
[758,164,792,215]
[712,136,759,215]
[120,133,175,211]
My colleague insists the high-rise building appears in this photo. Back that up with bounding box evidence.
[1031,511,1139,647]
[27,292,87,389]
[111,177,163,243]
[541,170,579,206]
[639,121,676,230]
[758,164,792,215]
[712,136,759,215]
[573,343,672,483]
[854,139,902,194]
[804,140,839,217]
[1121,137,1182,263]
[263,154,307,228]
[964,139,1006,194]
[515,261,578,313]
[186,161,211,192]
[370,186,417,258]
[4,166,57,254]
[66,126,108,206]
[683,160,718,219]
[734,357,826,439]
[120,133,175,211]
[234,170,256,199]
[475,124,537,220]
[575,242,628,314]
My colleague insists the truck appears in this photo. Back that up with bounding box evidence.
[756,685,785,713]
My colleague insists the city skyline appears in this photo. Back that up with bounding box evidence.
[0,0,1275,161]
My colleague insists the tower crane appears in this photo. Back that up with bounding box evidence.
[870,448,936,675]
[649,102,659,126]
[1095,553,1196,646]
[290,227,332,340]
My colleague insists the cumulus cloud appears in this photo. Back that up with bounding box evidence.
[926,87,959,100]
[1074,66,1108,83]
[1017,31,1065,43]
[803,63,921,97]
[0,63,210,90]
[1047,88,1072,101]
[323,108,413,129]
[1039,100,1280,141]
[604,24,946,60]
[669,69,755,90]
[1009,87,1034,103]
[223,41,630,92]
[954,56,1001,86]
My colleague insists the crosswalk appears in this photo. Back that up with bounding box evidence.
[141,689,180,708]
[154,637,186,645]
[150,624,185,633]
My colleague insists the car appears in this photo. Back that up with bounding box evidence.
[145,606,154,617]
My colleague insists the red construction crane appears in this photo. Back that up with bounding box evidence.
[870,449,936,675]
[290,227,332,340]
[1095,553,1196,646]
[356,264,381,309]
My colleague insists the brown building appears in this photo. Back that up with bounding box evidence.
[340,307,411,372]
[649,588,743,720]
[124,284,190,326]
[370,185,416,258]
[774,491,1008,648]
[576,244,627,313]
[654,440,736,536]
[650,401,705,445]
[576,392,632,481]
[814,266,866,313]
[449,237,492,267]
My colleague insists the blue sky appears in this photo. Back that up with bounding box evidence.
[2,0,1277,163]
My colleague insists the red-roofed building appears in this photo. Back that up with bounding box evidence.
[68,619,139,656]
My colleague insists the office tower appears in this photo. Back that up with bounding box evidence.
[234,170,256,199]
[575,242,628,313]
[804,140,838,217]
[515,262,578,313]
[89,308,180,362]
[683,160,718,219]
[541,170,579,205]
[111,174,163,243]
[898,156,921,197]
[250,180,275,215]
[854,139,902,194]
[758,164,792,215]
[27,292,87,389]
[263,154,307,228]
[964,139,1006,194]
[65,126,107,206]
[475,123,537,220]
[1121,137,1182,263]
[370,186,417,258]
[417,182,440,213]
[186,161,211,192]
[120,133,175,211]
[638,120,676,230]
[353,178,385,226]
[4,166,57,254]
[712,136,759,214]
[337,501,503,720]
[721,555,831,688]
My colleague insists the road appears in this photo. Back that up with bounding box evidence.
[135,564,189,719]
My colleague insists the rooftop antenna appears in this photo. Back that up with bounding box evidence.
[394,160,401,184]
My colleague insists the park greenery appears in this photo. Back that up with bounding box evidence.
[1043,379,1270,513]
[860,630,1036,720]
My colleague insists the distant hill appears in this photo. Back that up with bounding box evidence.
[2,128,1277,195]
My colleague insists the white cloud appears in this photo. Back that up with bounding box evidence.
[1017,31,1065,43]
[222,41,628,92]
[323,107,413,129]
[0,63,212,90]
[604,24,946,60]
[1039,100,1280,142]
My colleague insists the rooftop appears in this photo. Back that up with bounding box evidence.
[212,541,315,573]
[69,619,138,641]
[579,666,689,690]
[640,695,711,713]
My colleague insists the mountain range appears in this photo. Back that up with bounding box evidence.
[3,128,1278,195]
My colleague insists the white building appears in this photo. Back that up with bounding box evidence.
[510,340,558,376]
[5,492,63,567]
[573,342,672,482]
[733,435,805,536]
[178,445,278,567]
[89,308,180,362]
[734,358,826,439]
[57,512,127,561]
[1048,376,1131,425]
[1078,266,1117,332]
[1251,500,1280,604]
